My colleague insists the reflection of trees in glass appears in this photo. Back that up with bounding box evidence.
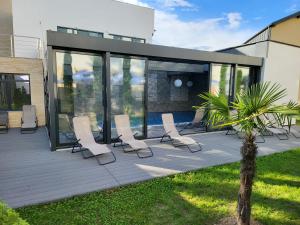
[93,57,103,125]
[123,58,133,115]
[219,65,227,96]
[62,53,73,114]
[235,69,243,95]
[12,86,30,110]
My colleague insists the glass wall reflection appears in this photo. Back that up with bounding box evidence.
[235,66,250,95]
[211,64,232,98]
[110,55,146,139]
[56,51,104,146]
[147,60,209,138]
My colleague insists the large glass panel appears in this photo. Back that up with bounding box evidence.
[110,56,146,139]
[235,66,250,95]
[147,60,209,138]
[211,64,231,98]
[56,52,104,146]
[0,74,31,110]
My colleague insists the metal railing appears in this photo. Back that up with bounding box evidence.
[0,34,44,59]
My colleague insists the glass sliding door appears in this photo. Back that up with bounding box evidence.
[147,60,210,138]
[210,64,232,98]
[56,51,104,146]
[234,66,251,95]
[110,55,146,139]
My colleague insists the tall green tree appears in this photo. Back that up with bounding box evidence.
[219,64,228,96]
[198,82,292,225]
[235,69,243,95]
[123,58,133,115]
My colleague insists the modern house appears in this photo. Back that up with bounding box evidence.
[0,0,264,151]
[219,11,300,104]
[0,0,154,129]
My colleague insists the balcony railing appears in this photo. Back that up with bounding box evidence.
[0,34,44,59]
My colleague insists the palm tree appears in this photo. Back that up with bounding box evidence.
[198,82,289,225]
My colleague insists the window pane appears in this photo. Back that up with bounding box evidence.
[56,52,104,145]
[110,56,146,139]
[211,64,231,98]
[147,60,209,138]
[15,75,29,81]
[11,81,31,110]
[235,67,250,95]
[0,74,31,110]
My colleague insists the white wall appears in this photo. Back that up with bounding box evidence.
[11,0,154,57]
[263,41,300,103]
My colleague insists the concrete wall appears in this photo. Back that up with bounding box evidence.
[0,57,45,127]
[263,42,300,103]
[0,0,13,57]
[222,42,268,58]
[271,17,300,47]
[11,0,154,56]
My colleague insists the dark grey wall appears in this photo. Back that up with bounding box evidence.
[148,71,209,112]
[47,31,263,66]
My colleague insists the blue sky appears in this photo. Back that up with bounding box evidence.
[121,0,300,50]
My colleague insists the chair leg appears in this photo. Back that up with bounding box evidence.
[275,133,289,140]
[255,134,265,143]
[136,147,154,158]
[160,134,172,143]
[186,143,202,153]
[96,151,116,165]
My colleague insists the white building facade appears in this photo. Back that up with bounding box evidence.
[0,0,155,58]
[220,12,300,104]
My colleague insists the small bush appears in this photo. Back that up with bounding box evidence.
[0,201,29,225]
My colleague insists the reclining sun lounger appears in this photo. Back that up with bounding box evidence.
[0,111,9,133]
[21,105,38,133]
[182,108,207,131]
[259,114,289,140]
[161,113,202,153]
[231,124,265,143]
[72,116,116,165]
[114,114,153,158]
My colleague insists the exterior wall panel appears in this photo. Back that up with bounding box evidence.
[0,57,45,127]
[271,18,300,47]
[11,0,154,59]
[263,42,300,103]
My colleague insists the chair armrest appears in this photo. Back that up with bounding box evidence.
[133,132,139,137]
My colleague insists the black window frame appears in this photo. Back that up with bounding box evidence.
[0,73,31,111]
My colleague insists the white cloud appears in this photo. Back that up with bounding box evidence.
[161,0,193,8]
[226,12,242,29]
[286,3,298,12]
[117,0,149,7]
[153,10,254,51]
[116,0,254,50]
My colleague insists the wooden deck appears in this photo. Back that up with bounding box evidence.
[0,127,299,208]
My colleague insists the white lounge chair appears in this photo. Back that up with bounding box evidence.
[182,108,207,131]
[72,116,116,165]
[161,113,202,153]
[259,114,289,140]
[21,105,38,133]
[114,114,153,158]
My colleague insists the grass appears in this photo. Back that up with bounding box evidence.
[18,149,300,225]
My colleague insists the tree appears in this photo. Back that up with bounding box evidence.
[198,82,291,225]
[219,64,228,96]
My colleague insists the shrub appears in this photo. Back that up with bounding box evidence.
[0,201,29,225]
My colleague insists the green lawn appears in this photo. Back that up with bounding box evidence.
[18,149,300,225]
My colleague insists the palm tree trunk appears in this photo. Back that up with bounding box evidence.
[237,133,257,225]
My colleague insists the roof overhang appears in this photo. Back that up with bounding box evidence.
[47,31,263,66]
